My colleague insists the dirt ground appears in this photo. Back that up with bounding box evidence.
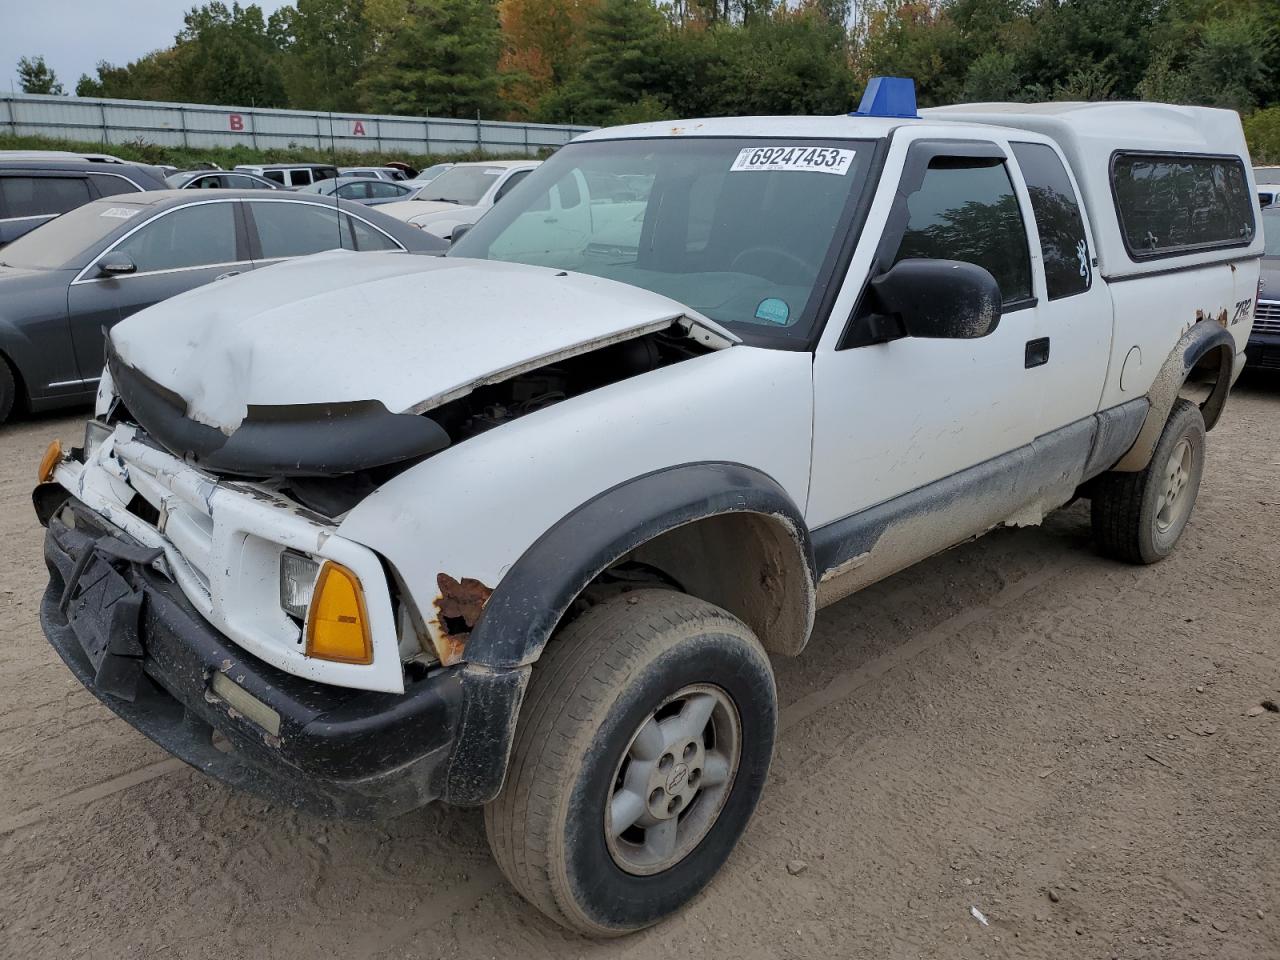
[1,378,1277,960]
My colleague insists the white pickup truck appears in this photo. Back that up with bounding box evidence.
[35,81,1260,936]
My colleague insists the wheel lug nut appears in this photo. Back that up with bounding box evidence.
[649,788,664,807]
[683,742,696,760]
[659,753,673,771]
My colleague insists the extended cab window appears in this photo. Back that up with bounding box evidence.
[892,160,1032,306]
[1111,153,1254,258]
[1011,143,1091,300]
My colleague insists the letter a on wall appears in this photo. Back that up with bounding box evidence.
[353,121,366,136]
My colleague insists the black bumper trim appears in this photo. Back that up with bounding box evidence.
[41,509,465,819]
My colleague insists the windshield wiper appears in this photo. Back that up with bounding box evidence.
[422,197,463,204]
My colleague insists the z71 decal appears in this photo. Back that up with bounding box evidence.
[1232,298,1253,325]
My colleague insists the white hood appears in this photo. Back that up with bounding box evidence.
[110,250,733,433]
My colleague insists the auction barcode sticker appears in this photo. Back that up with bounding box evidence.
[100,207,140,220]
[730,146,855,176]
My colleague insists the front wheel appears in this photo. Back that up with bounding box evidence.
[484,589,776,937]
[1091,397,1206,564]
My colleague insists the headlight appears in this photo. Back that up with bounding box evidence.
[279,550,320,620]
[279,552,373,664]
[83,419,113,461]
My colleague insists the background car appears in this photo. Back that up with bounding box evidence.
[1247,207,1280,371]
[298,176,417,205]
[166,170,283,191]
[0,159,166,247]
[378,160,541,239]
[0,190,445,423]
[232,163,339,188]
[339,166,409,182]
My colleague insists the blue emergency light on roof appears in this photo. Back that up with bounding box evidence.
[851,76,919,119]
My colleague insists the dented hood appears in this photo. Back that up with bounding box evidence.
[110,250,730,434]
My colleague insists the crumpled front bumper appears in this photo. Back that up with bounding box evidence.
[40,500,465,819]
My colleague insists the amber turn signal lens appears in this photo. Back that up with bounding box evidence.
[38,440,63,483]
[305,561,373,665]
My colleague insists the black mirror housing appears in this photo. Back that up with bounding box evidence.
[449,223,473,246]
[868,258,1002,340]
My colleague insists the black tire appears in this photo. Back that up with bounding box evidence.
[1091,397,1206,564]
[0,355,15,425]
[484,589,776,937]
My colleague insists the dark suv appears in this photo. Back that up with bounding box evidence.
[0,160,166,247]
[1248,208,1280,371]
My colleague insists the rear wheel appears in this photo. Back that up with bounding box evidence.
[1091,397,1206,563]
[484,589,776,937]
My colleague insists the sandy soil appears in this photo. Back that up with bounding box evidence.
[1,378,1277,960]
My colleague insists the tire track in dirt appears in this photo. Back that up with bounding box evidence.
[0,756,187,835]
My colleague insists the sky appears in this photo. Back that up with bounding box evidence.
[2,0,292,95]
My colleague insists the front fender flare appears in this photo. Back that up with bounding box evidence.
[438,461,814,805]
[1113,322,1235,472]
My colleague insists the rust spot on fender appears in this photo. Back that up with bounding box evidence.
[432,573,494,665]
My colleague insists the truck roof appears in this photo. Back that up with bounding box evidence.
[580,102,1262,280]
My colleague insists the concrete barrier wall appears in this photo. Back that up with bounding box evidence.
[0,93,595,157]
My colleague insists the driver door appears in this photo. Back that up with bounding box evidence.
[807,136,1046,578]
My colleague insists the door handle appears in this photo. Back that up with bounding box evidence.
[543,217,558,224]
[1025,337,1051,369]
[215,270,241,281]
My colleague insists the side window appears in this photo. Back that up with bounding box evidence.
[89,174,139,199]
[368,181,403,198]
[495,169,531,202]
[892,160,1032,305]
[1011,143,1092,300]
[336,183,366,200]
[1111,153,1255,258]
[225,174,261,189]
[251,201,347,259]
[347,216,401,252]
[111,202,238,273]
[288,170,313,187]
[263,170,285,185]
[0,176,92,219]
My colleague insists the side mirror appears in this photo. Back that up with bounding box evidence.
[867,258,1002,340]
[96,254,137,278]
[449,223,473,246]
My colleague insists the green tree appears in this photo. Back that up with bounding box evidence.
[275,0,371,112]
[541,0,673,124]
[171,3,288,107]
[76,51,181,100]
[360,0,503,117]
[17,55,64,95]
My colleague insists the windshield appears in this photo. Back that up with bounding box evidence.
[418,166,506,204]
[0,199,144,269]
[450,138,876,344]
[414,163,452,182]
[1264,211,1280,257]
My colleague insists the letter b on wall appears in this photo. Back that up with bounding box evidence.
[229,113,245,132]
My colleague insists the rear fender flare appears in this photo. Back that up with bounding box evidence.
[1113,322,1234,472]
